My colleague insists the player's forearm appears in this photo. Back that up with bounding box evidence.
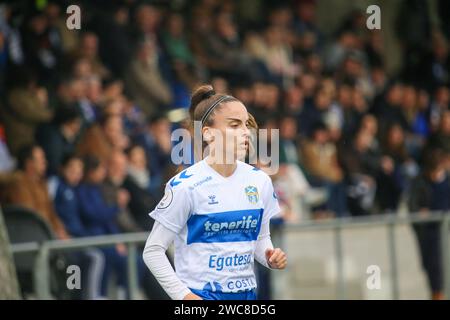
[254,221,274,269]
[255,236,274,269]
[143,243,191,300]
[142,222,191,300]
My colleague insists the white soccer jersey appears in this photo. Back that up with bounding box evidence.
[149,158,281,293]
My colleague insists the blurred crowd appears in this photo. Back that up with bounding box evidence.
[0,0,449,299]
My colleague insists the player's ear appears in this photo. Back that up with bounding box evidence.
[202,126,214,143]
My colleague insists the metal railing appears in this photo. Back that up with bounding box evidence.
[10,232,149,299]
[8,211,450,300]
[281,211,450,299]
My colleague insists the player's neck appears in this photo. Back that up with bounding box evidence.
[205,156,237,178]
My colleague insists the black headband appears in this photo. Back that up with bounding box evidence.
[200,95,233,126]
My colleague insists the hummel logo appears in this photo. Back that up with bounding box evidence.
[208,195,219,205]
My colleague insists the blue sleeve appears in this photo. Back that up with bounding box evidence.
[54,189,88,238]
[76,185,120,224]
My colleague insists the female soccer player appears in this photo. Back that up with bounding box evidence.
[143,85,287,300]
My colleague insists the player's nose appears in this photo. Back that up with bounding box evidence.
[242,125,251,139]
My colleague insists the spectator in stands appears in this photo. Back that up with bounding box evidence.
[161,12,200,89]
[103,151,140,233]
[191,9,267,85]
[122,96,147,138]
[77,114,128,163]
[277,115,327,220]
[293,0,323,55]
[130,4,161,46]
[359,114,381,152]
[1,67,53,155]
[284,85,305,116]
[335,82,360,139]
[76,155,128,299]
[324,30,360,73]
[301,83,334,138]
[55,77,95,128]
[124,39,173,117]
[374,81,410,133]
[126,144,151,190]
[429,85,450,132]
[136,113,173,194]
[21,9,62,86]
[426,110,450,154]
[410,89,431,142]
[91,4,133,78]
[342,51,372,95]
[124,145,158,230]
[72,32,110,80]
[43,0,78,54]
[50,154,104,299]
[377,123,419,211]
[244,25,299,87]
[409,149,450,300]
[301,122,347,217]
[416,31,449,92]
[82,75,103,117]
[4,144,69,239]
[338,129,379,216]
[36,105,82,176]
[51,154,86,237]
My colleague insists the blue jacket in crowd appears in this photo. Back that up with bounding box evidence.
[51,176,88,238]
[76,182,121,236]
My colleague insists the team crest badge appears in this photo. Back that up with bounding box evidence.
[245,186,259,204]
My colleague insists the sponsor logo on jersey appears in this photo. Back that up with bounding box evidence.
[186,209,263,244]
[188,176,212,190]
[207,195,218,205]
[226,278,256,291]
[209,254,252,271]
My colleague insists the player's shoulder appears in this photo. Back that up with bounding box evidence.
[165,161,205,190]
[237,161,272,183]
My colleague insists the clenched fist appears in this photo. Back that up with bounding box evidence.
[265,248,287,269]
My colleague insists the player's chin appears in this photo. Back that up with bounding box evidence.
[236,146,248,159]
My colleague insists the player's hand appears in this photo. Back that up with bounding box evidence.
[265,248,287,270]
[183,292,202,300]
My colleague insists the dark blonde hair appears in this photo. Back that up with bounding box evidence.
[189,84,238,128]
[247,112,258,130]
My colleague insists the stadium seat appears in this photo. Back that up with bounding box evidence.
[3,205,72,299]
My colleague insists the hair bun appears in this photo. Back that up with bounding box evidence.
[191,84,215,109]
[199,89,216,102]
